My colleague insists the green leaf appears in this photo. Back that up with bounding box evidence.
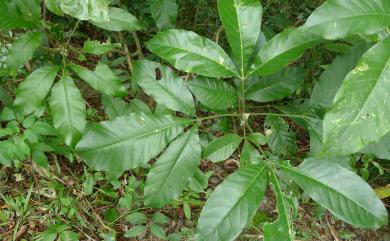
[310,43,372,109]
[217,0,263,76]
[82,40,120,55]
[188,169,213,193]
[150,224,166,239]
[363,132,390,160]
[263,169,295,241]
[7,31,42,69]
[0,0,41,30]
[247,132,266,147]
[49,72,87,149]
[249,27,321,76]
[101,95,129,119]
[152,212,170,224]
[0,141,14,166]
[70,62,127,97]
[246,67,304,102]
[197,164,267,241]
[60,0,109,22]
[75,113,190,175]
[203,134,243,163]
[188,77,237,110]
[45,0,64,16]
[14,66,60,115]
[59,231,80,241]
[90,7,143,32]
[147,29,239,78]
[128,99,151,113]
[322,37,390,156]
[151,0,178,30]
[125,212,147,225]
[240,141,262,165]
[133,60,195,116]
[264,116,296,156]
[302,0,390,40]
[277,160,388,229]
[145,126,200,207]
[124,225,147,238]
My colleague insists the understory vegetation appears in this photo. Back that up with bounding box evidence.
[0,0,389,240]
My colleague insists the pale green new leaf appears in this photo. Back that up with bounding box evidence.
[322,37,390,156]
[75,113,191,175]
[203,134,243,163]
[0,0,41,30]
[217,0,263,76]
[144,126,201,207]
[151,0,178,30]
[302,0,390,40]
[133,60,195,116]
[14,66,60,115]
[70,62,127,97]
[83,40,120,55]
[90,7,143,32]
[147,29,239,78]
[49,73,86,149]
[7,32,42,69]
[197,164,267,241]
[246,67,304,102]
[45,0,64,16]
[188,77,237,110]
[277,160,388,229]
[60,0,109,22]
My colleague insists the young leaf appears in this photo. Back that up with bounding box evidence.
[147,29,239,78]
[188,77,237,111]
[263,169,295,241]
[264,116,297,156]
[82,40,120,55]
[203,134,243,163]
[246,67,304,102]
[151,0,178,30]
[302,0,390,40]
[44,0,64,16]
[90,7,143,32]
[133,60,195,116]
[217,0,263,76]
[322,37,390,156]
[49,72,87,149]
[60,0,109,22]
[14,66,60,115]
[276,160,388,229]
[7,31,42,69]
[144,126,201,208]
[197,164,267,241]
[0,0,41,30]
[75,113,191,175]
[70,62,127,97]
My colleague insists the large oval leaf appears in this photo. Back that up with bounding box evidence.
[302,0,390,40]
[322,37,390,156]
[7,31,43,69]
[75,113,191,174]
[133,60,195,116]
[14,66,60,115]
[60,0,109,22]
[49,73,86,149]
[147,29,239,78]
[144,126,201,208]
[217,0,263,76]
[276,160,388,229]
[188,77,237,110]
[90,7,143,32]
[203,134,243,163]
[151,0,177,30]
[196,164,267,241]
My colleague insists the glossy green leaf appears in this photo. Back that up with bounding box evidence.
[70,62,127,97]
[264,116,296,156]
[82,40,120,55]
[0,0,41,30]
[60,0,109,22]
[322,37,390,156]
[197,164,267,241]
[310,43,371,109]
[90,7,143,32]
[147,29,239,78]
[217,0,263,76]
[7,31,42,69]
[249,27,322,76]
[133,60,195,116]
[188,77,237,110]
[246,67,304,102]
[49,73,87,149]
[101,95,129,119]
[363,132,390,160]
[14,66,60,115]
[302,0,390,40]
[203,134,243,163]
[45,0,64,16]
[277,160,388,229]
[263,169,295,241]
[76,113,190,174]
[145,126,201,207]
[151,0,177,30]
